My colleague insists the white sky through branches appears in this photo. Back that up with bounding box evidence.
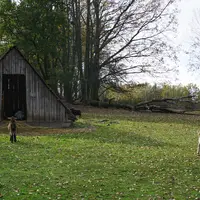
[175,0,200,87]
[133,0,200,87]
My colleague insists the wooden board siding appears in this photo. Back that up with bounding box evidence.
[0,47,67,123]
[2,48,26,75]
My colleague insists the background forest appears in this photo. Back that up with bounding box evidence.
[1,0,197,106]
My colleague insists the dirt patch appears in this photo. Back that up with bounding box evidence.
[0,121,95,136]
[73,105,133,115]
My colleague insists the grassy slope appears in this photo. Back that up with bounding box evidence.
[1,111,200,199]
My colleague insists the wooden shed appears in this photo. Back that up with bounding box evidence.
[0,46,74,127]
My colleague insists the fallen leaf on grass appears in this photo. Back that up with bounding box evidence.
[0,194,3,198]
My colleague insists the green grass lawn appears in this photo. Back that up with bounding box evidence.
[1,111,200,199]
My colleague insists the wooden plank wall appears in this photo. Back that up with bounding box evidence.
[2,48,26,75]
[0,48,67,122]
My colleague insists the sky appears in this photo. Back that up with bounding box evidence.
[170,0,200,87]
[133,0,200,87]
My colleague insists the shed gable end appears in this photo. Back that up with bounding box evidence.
[0,47,71,124]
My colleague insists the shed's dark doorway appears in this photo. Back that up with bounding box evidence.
[2,74,26,119]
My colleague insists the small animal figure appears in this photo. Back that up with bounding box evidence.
[8,116,17,143]
[197,132,200,155]
[70,108,81,118]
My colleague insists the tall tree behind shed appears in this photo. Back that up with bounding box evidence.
[82,0,178,101]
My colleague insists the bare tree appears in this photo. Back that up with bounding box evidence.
[82,0,178,100]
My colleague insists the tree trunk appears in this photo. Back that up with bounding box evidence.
[83,0,91,103]
[90,0,101,101]
[73,0,84,100]
[91,73,100,100]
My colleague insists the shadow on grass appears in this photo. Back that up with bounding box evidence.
[0,115,184,149]
[85,112,200,126]
[54,126,178,149]
[131,112,200,126]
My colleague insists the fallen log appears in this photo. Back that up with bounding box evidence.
[135,95,196,114]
